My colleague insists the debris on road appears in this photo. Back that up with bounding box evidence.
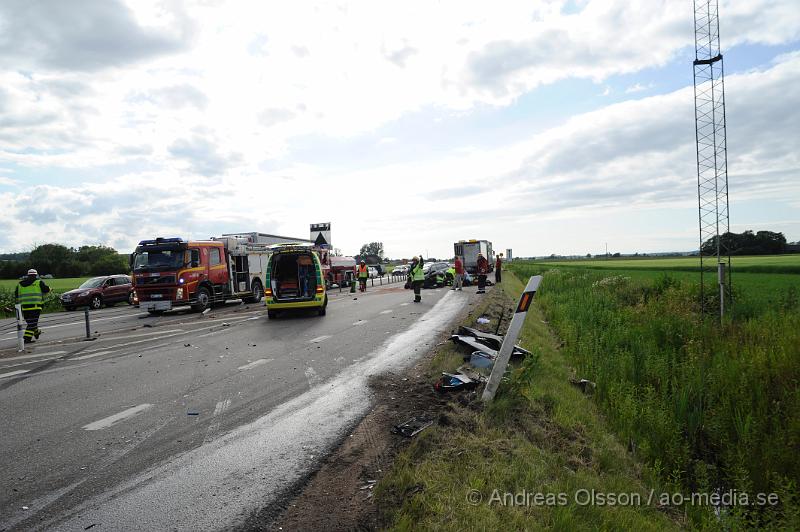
[476,316,490,325]
[187,411,200,416]
[450,334,531,358]
[467,350,495,369]
[570,378,596,395]
[391,417,433,437]
[433,372,477,392]
[222,322,230,327]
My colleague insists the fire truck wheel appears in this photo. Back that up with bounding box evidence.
[244,280,263,303]
[127,292,135,305]
[193,287,211,312]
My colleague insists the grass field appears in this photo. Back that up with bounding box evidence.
[505,256,800,528]
[535,254,800,273]
[0,277,90,292]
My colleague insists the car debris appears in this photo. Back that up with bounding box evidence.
[458,326,504,350]
[476,317,490,325]
[450,334,531,358]
[570,378,596,394]
[187,411,200,416]
[467,350,495,369]
[392,417,434,437]
[433,372,477,392]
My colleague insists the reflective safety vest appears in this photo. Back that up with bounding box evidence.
[411,263,425,281]
[17,280,44,310]
[358,265,369,279]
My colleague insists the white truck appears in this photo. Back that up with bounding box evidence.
[454,239,494,274]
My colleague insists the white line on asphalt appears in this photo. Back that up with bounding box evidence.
[238,358,273,370]
[0,369,29,379]
[213,398,232,416]
[400,303,410,306]
[0,350,67,362]
[309,335,331,343]
[379,310,393,314]
[352,320,368,326]
[83,404,153,431]
[94,329,184,342]
[72,350,113,361]
[0,356,64,370]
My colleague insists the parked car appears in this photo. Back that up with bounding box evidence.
[60,275,133,310]
[392,264,410,277]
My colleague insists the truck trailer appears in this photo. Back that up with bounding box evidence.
[454,239,494,274]
[131,236,270,314]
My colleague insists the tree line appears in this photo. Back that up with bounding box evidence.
[0,244,129,279]
[701,230,790,255]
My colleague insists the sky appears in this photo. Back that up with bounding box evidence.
[0,0,798,259]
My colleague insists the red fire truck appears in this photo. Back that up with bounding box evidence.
[131,236,269,314]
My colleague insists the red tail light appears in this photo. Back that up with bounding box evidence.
[316,285,324,293]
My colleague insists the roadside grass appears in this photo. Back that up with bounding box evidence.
[506,262,800,529]
[376,275,679,531]
[0,277,88,317]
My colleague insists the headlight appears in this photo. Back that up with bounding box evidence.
[176,287,184,299]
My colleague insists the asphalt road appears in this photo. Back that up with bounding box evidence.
[0,279,471,530]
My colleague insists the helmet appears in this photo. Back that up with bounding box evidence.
[27,268,38,276]
[360,260,366,264]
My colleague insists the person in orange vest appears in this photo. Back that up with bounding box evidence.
[495,253,503,283]
[357,260,369,292]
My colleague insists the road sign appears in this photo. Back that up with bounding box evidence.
[481,275,542,402]
[310,222,331,248]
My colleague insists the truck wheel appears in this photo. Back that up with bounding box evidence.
[192,287,211,312]
[244,280,263,303]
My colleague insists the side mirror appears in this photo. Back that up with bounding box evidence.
[129,253,135,269]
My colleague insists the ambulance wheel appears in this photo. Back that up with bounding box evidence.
[267,310,277,319]
[318,296,328,316]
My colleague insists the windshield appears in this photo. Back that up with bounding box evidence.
[132,248,186,271]
[79,277,106,289]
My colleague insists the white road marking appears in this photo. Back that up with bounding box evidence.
[83,404,153,431]
[213,399,232,416]
[72,350,113,361]
[238,358,273,370]
[309,335,331,343]
[0,350,67,362]
[379,310,393,314]
[0,369,30,379]
[352,320,368,326]
[95,329,184,342]
[400,302,410,306]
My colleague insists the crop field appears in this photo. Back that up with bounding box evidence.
[0,277,89,292]
[508,256,799,528]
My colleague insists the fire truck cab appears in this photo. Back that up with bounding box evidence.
[131,236,269,314]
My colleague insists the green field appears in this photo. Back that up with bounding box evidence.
[506,256,800,528]
[0,277,90,292]
[535,254,800,273]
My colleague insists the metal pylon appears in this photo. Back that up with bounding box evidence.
[693,0,732,319]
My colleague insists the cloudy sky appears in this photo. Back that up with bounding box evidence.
[1,0,798,258]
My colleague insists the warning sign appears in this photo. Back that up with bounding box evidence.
[310,223,331,249]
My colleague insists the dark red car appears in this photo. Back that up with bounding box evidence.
[59,275,134,310]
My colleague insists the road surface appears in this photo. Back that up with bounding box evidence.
[0,280,471,530]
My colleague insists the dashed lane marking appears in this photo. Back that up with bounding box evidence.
[83,404,153,431]
[238,358,273,370]
[0,369,30,379]
[309,335,331,343]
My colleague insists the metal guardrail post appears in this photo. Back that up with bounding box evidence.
[15,303,24,352]
[482,276,542,402]
[84,307,91,339]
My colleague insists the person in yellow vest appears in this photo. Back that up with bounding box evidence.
[357,260,369,292]
[15,269,51,344]
[409,255,425,303]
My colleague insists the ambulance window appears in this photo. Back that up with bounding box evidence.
[209,248,221,266]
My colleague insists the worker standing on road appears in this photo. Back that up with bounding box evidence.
[15,269,51,344]
[451,255,464,291]
[410,256,425,303]
[357,260,369,292]
[476,253,489,294]
[495,253,503,284]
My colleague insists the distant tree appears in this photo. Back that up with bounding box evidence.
[612,252,621,257]
[89,254,129,276]
[586,253,592,258]
[701,230,787,255]
[29,244,74,277]
[359,242,384,258]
